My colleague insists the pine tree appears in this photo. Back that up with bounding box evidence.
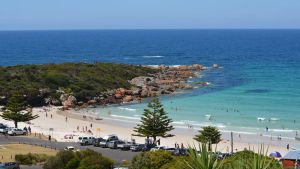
[133,97,174,143]
[0,93,39,128]
[193,126,221,151]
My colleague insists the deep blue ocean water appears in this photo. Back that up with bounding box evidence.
[1,30,300,138]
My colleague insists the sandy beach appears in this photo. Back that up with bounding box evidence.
[1,106,297,157]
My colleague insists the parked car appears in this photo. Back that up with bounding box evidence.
[64,146,80,152]
[108,140,125,149]
[173,148,188,156]
[117,141,135,151]
[0,162,20,169]
[99,135,119,148]
[7,128,26,136]
[164,147,176,154]
[130,144,145,152]
[93,137,103,147]
[150,146,166,151]
[78,136,95,146]
[0,125,8,134]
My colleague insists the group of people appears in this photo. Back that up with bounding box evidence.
[174,142,185,149]
[76,123,93,134]
[23,126,32,134]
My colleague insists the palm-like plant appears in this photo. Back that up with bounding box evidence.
[182,144,225,169]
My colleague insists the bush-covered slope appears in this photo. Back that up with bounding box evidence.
[0,62,157,106]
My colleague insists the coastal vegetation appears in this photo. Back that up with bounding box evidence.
[0,62,158,106]
[0,93,38,128]
[133,97,174,143]
[193,126,221,151]
[15,153,49,165]
[130,145,282,169]
[43,149,114,169]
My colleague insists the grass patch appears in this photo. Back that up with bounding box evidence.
[0,143,57,162]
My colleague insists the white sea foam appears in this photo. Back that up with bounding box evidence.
[118,107,137,112]
[271,129,294,132]
[270,118,280,121]
[142,55,164,58]
[257,117,266,121]
[110,114,140,120]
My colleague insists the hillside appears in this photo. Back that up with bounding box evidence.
[0,62,158,106]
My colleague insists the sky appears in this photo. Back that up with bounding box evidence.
[0,0,300,30]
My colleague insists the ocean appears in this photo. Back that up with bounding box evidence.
[1,29,300,139]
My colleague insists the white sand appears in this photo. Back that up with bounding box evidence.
[0,106,296,156]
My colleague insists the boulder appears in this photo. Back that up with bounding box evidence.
[59,94,69,103]
[129,76,154,87]
[87,100,97,105]
[131,87,141,95]
[140,86,149,97]
[62,95,77,108]
[123,95,133,103]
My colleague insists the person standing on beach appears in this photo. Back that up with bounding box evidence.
[28,126,31,134]
[266,126,269,132]
[65,116,68,123]
[90,123,93,128]
[46,112,48,118]
[51,114,53,118]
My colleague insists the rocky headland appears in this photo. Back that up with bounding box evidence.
[60,64,217,109]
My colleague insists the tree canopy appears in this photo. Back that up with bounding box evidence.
[133,97,174,142]
[0,93,38,128]
[193,126,221,151]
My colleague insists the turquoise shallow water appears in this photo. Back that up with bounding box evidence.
[89,62,300,139]
[1,30,300,139]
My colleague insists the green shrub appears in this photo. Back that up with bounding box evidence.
[15,153,49,165]
[0,62,158,106]
[43,149,114,169]
[130,150,175,169]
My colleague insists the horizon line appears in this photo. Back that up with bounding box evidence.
[1,28,300,32]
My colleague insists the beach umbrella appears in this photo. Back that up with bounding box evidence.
[269,151,282,158]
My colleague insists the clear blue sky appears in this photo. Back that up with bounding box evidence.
[1,0,300,30]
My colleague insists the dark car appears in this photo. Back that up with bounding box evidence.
[117,141,134,151]
[0,162,20,169]
[130,144,145,152]
[142,144,156,151]
[173,148,188,156]
[93,138,103,147]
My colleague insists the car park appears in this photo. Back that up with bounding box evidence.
[7,128,26,136]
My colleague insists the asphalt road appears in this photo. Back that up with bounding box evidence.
[0,135,138,166]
